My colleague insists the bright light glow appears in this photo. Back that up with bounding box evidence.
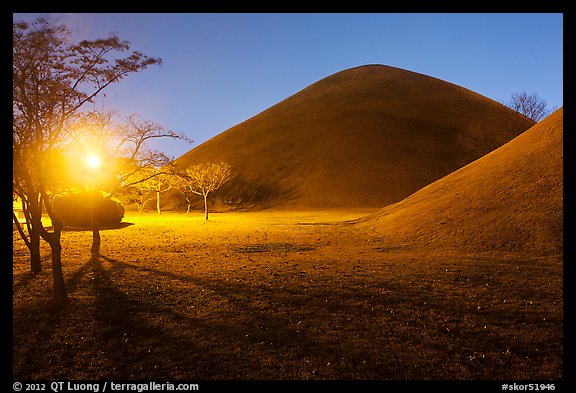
[86,154,101,169]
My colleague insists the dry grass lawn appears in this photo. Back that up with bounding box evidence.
[13,210,562,380]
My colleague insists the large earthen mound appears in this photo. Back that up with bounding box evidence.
[176,64,533,209]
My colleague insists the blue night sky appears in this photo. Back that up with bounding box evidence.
[13,13,563,159]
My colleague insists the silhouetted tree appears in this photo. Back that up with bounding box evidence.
[13,17,161,301]
[180,162,232,220]
[505,92,555,122]
[110,114,191,189]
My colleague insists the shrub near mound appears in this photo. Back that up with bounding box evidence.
[52,191,125,228]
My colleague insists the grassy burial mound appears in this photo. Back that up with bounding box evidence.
[176,64,533,209]
[361,108,563,255]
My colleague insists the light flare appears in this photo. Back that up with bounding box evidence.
[86,154,101,169]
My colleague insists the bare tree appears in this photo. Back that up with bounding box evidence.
[173,175,195,214]
[505,92,554,122]
[180,162,232,220]
[123,166,175,215]
[111,114,191,183]
[13,17,161,301]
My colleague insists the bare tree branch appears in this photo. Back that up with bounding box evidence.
[177,162,232,220]
[504,92,552,122]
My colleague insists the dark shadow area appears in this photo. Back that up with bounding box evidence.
[88,258,208,378]
[62,222,134,232]
[214,174,299,210]
[91,256,359,378]
[12,271,39,294]
[13,252,562,380]
[233,243,316,253]
[65,258,97,294]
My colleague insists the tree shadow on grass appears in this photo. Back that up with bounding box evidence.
[14,256,207,380]
[88,258,207,378]
[94,255,563,380]
[62,222,134,232]
[10,253,326,379]
[12,271,40,294]
[13,257,107,379]
[14,252,563,380]
[93,255,323,379]
[93,255,415,379]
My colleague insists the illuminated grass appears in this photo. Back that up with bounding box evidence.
[13,211,562,380]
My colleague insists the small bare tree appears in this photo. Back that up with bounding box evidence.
[181,162,232,220]
[505,92,554,122]
[124,166,175,215]
[173,174,195,214]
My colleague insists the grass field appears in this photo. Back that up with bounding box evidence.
[12,210,563,380]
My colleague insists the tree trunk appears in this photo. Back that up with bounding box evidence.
[17,196,42,273]
[156,191,161,215]
[138,194,144,214]
[45,222,67,302]
[91,228,101,258]
[29,230,42,273]
[184,195,191,214]
[27,197,43,273]
[90,192,101,258]
[13,209,42,273]
[39,193,67,303]
[204,194,208,220]
[22,193,42,273]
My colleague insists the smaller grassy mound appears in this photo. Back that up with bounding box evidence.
[362,108,563,255]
